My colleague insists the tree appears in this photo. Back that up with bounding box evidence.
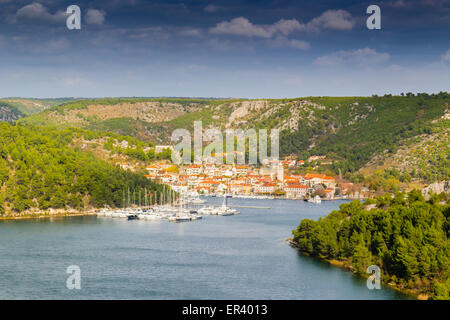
[432,279,450,300]
[292,193,449,299]
[352,241,372,274]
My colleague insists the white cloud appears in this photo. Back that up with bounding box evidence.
[269,36,310,50]
[315,48,390,67]
[272,19,305,36]
[85,9,106,25]
[306,9,355,31]
[209,10,354,38]
[210,17,303,38]
[10,2,66,24]
[442,49,450,61]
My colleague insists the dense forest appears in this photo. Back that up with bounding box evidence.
[0,123,165,215]
[292,190,449,299]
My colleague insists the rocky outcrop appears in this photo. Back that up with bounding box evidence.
[422,181,450,198]
[226,100,269,127]
[0,104,23,122]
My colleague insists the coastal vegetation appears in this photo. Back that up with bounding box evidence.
[292,190,450,299]
[0,122,165,216]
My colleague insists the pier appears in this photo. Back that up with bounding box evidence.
[199,204,270,209]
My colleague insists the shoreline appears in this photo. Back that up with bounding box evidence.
[0,211,97,221]
[287,239,428,300]
[204,195,361,201]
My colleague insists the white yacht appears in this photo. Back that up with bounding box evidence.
[189,197,206,204]
[190,214,203,220]
[217,207,236,216]
[198,206,218,215]
[217,191,239,216]
[308,195,322,204]
[168,198,193,222]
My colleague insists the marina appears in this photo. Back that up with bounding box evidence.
[96,191,242,222]
[0,197,411,300]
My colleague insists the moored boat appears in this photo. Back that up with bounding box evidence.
[308,195,322,204]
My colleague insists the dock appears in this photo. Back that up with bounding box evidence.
[204,204,270,209]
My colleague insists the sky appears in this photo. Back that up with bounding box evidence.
[0,0,449,98]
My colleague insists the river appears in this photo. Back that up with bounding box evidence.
[0,198,411,299]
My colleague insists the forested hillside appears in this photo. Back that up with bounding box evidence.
[18,93,450,180]
[360,118,449,183]
[0,123,165,216]
[292,191,450,299]
[0,98,75,115]
[19,98,212,141]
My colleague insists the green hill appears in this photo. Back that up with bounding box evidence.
[0,98,77,115]
[0,123,165,216]
[360,118,449,183]
[18,94,450,181]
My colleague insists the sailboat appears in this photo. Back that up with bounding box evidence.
[169,196,192,222]
[217,190,238,216]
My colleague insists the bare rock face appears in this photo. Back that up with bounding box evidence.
[227,100,268,127]
[0,104,23,122]
[60,102,193,123]
[422,181,450,198]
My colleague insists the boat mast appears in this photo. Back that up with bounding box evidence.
[223,188,227,207]
[123,189,125,210]
[127,187,131,209]
[139,189,141,208]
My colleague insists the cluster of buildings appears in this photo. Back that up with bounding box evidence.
[143,160,338,199]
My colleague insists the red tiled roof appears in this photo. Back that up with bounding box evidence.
[304,173,327,179]
[262,183,276,187]
[285,184,308,189]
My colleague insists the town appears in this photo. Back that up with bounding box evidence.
[120,148,366,201]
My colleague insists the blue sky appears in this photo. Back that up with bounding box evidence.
[0,0,449,98]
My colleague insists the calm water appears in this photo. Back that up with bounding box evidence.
[0,198,411,300]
